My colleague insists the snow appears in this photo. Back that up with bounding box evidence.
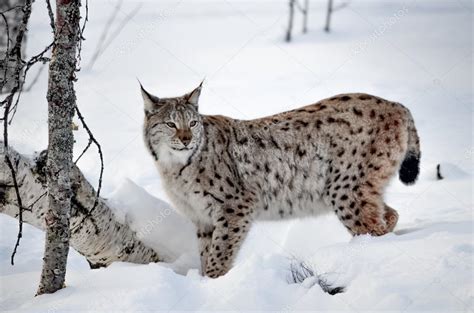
[1,0,473,311]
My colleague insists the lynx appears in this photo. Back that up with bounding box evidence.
[141,82,420,278]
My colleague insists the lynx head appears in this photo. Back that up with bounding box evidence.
[141,82,204,164]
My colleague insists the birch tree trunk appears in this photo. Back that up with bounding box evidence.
[286,0,295,42]
[324,0,333,33]
[0,0,29,94]
[0,145,162,266]
[36,0,81,295]
[302,0,309,34]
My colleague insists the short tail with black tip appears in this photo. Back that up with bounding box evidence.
[399,110,420,185]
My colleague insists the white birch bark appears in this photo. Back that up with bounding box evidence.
[0,145,162,267]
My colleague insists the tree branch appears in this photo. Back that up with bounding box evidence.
[0,144,162,266]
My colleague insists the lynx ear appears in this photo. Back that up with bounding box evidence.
[139,81,160,113]
[186,80,203,108]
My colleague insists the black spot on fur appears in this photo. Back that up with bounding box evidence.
[315,120,323,129]
[318,104,327,110]
[297,148,307,157]
[270,136,280,149]
[238,137,249,145]
[225,177,235,188]
[352,107,363,116]
[295,120,309,128]
[265,163,271,173]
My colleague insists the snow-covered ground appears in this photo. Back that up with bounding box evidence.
[1,0,473,311]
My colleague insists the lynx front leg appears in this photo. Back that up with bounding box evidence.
[196,224,214,275]
[205,211,252,278]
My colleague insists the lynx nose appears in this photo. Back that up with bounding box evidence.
[177,129,192,147]
[181,136,192,147]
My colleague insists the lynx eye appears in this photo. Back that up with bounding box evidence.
[166,122,176,128]
[189,120,197,127]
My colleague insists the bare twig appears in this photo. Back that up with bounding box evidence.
[86,1,141,70]
[3,140,25,266]
[85,0,122,70]
[80,0,88,35]
[74,137,92,164]
[289,259,345,295]
[24,62,46,92]
[77,0,89,67]
[74,106,104,218]
[333,1,350,11]
[0,5,26,15]
[0,12,11,94]
[45,0,55,32]
[1,0,55,266]
[8,42,53,123]
[0,0,34,265]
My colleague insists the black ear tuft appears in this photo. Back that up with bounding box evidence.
[138,79,160,112]
[186,80,204,107]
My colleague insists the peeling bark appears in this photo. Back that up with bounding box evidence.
[0,145,162,266]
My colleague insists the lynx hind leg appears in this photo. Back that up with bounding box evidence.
[197,225,214,275]
[384,204,399,233]
[329,165,399,236]
[332,188,389,236]
[332,126,406,236]
[205,212,251,278]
